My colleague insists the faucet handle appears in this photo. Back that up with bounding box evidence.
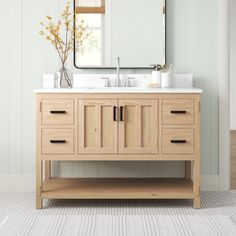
[101,77,111,87]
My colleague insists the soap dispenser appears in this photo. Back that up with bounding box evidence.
[151,64,162,86]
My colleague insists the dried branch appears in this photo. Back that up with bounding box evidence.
[39,1,89,66]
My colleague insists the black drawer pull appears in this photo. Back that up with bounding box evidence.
[50,110,66,114]
[50,140,66,143]
[113,106,117,121]
[120,106,124,121]
[171,110,186,114]
[171,140,186,143]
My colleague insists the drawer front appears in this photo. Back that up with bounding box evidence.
[42,99,74,125]
[162,128,194,154]
[162,99,194,125]
[42,129,74,154]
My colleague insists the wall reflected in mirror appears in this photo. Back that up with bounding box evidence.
[74,0,166,68]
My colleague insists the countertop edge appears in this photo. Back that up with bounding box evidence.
[33,88,203,94]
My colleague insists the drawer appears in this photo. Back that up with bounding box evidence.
[162,128,194,154]
[162,99,194,125]
[42,99,74,125]
[42,129,74,154]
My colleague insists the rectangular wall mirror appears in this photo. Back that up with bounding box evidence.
[73,0,166,69]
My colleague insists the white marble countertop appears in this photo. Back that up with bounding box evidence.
[34,87,203,94]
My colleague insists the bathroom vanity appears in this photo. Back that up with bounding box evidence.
[35,88,202,209]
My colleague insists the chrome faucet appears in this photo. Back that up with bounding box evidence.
[115,57,121,87]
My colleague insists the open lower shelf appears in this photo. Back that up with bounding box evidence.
[42,178,194,199]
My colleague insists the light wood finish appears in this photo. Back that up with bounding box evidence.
[75,0,105,14]
[36,93,201,209]
[78,99,117,154]
[36,158,42,209]
[185,161,192,180]
[42,129,74,154]
[75,6,105,14]
[194,197,200,209]
[193,96,201,209]
[42,99,74,125]
[41,154,197,161]
[230,131,236,189]
[42,178,194,199]
[36,95,43,209]
[44,161,51,182]
[162,99,194,125]
[119,99,158,154]
[193,155,201,209]
[162,128,194,154]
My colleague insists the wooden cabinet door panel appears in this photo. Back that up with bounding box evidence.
[78,99,118,154]
[119,99,158,154]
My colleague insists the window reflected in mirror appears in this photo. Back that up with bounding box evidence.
[77,14,102,66]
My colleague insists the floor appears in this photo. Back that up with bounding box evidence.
[0,191,236,220]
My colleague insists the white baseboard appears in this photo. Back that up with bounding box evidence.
[0,175,220,191]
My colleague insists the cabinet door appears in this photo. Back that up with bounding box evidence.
[78,99,118,154]
[118,99,158,154]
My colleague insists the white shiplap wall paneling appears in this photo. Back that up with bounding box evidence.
[230,0,236,130]
[9,0,23,175]
[22,0,47,174]
[0,0,10,174]
[57,161,185,178]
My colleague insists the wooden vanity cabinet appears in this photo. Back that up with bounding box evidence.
[35,93,201,209]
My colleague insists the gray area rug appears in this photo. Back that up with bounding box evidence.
[1,191,236,218]
[0,215,236,236]
[1,191,236,235]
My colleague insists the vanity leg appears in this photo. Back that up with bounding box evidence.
[36,159,43,209]
[36,197,43,209]
[194,197,201,209]
[193,158,201,209]
[185,161,191,180]
[45,161,51,181]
